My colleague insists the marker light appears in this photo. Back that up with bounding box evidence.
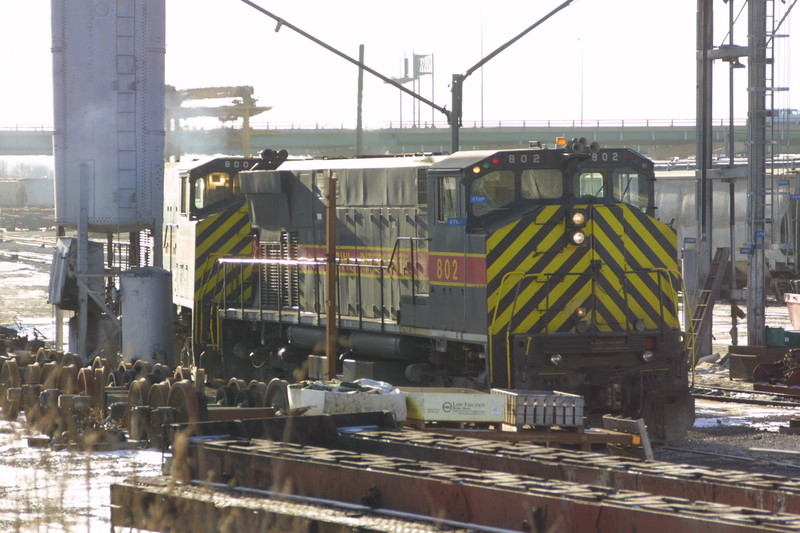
[555,137,567,148]
[570,231,586,245]
[472,165,482,174]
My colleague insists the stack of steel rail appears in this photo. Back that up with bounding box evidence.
[112,412,800,532]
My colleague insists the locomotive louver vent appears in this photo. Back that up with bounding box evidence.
[261,231,299,309]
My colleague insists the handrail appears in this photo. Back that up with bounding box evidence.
[217,236,431,330]
[218,255,394,331]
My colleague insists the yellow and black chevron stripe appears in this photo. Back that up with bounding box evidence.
[486,203,680,382]
[194,200,255,345]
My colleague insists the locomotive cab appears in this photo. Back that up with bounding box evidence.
[452,145,692,440]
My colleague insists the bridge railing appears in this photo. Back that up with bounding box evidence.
[0,125,54,132]
[0,118,756,133]
[243,118,750,131]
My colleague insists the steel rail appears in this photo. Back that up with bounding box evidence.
[181,436,800,532]
[337,426,800,516]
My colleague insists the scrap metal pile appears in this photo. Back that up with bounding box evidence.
[0,348,284,450]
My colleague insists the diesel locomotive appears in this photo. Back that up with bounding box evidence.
[163,139,694,440]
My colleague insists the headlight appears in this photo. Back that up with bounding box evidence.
[571,211,586,226]
[641,350,654,363]
[549,354,563,366]
[570,231,586,245]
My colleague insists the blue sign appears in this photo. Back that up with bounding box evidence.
[779,179,790,187]
[755,230,765,238]
[470,195,488,204]
[447,217,466,226]
[683,237,696,244]
[740,246,754,255]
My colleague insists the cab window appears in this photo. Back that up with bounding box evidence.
[613,169,648,212]
[521,169,563,199]
[578,171,604,197]
[470,170,515,216]
[194,172,234,209]
[438,176,458,222]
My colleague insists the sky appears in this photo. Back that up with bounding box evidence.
[0,1,797,130]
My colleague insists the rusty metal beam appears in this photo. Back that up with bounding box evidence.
[165,413,800,516]
[111,476,454,532]
[171,437,800,532]
[337,427,800,515]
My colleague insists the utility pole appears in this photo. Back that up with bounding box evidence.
[694,0,714,357]
[449,0,575,151]
[356,45,364,156]
[747,0,768,346]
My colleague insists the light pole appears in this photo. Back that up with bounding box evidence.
[239,0,575,154]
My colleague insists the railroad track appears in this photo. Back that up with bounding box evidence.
[692,385,800,406]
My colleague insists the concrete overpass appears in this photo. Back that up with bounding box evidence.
[3,119,796,159]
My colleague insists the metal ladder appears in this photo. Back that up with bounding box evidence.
[756,0,794,269]
[689,247,731,355]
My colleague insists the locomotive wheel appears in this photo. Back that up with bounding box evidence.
[234,388,259,408]
[147,381,172,409]
[0,359,20,420]
[128,376,154,407]
[91,356,110,372]
[167,380,207,424]
[93,367,107,416]
[147,379,174,450]
[40,361,60,389]
[23,363,42,385]
[0,359,20,388]
[248,380,268,407]
[133,360,153,377]
[173,366,190,382]
[227,378,247,391]
[34,350,49,365]
[60,352,80,367]
[77,367,94,397]
[22,384,42,426]
[106,369,124,387]
[57,364,80,394]
[150,364,168,383]
[264,378,290,413]
[215,386,237,407]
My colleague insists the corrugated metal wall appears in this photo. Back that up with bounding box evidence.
[0,178,55,208]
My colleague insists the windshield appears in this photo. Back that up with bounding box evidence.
[613,169,648,212]
[578,171,604,197]
[470,170,516,216]
[521,168,563,199]
[193,171,238,210]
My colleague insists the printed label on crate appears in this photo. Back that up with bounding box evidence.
[402,388,505,422]
[440,400,500,416]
